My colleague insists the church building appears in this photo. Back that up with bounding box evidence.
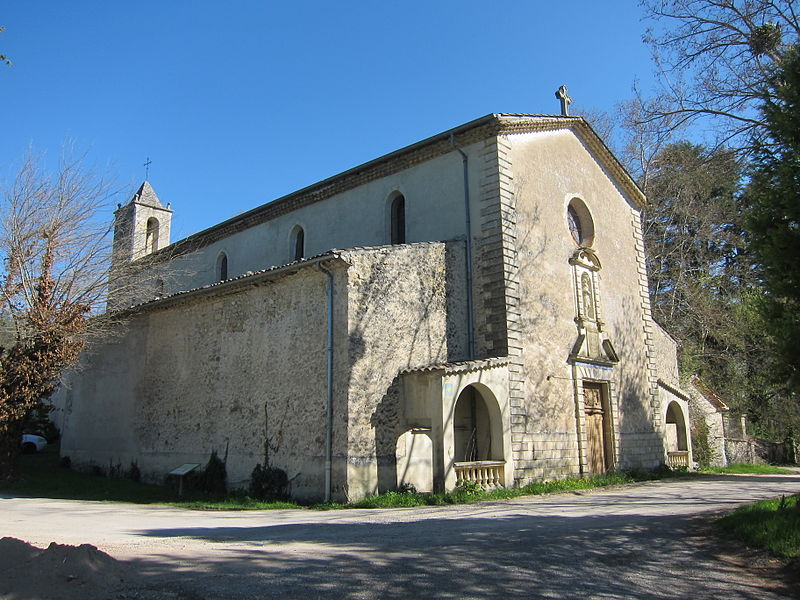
[58,113,693,501]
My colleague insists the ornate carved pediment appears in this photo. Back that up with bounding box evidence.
[568,248,617,366]
[569,247,601,271]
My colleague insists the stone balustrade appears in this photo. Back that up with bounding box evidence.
[454,461,506,489]
[666,451,690,469]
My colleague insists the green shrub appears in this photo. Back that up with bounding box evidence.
[690,405,717,468]
[452,480,483,496]
[248,463,288,500]
[193,450,227,495]
[126,461,141,483]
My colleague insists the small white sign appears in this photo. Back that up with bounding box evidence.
[169,463,200,477]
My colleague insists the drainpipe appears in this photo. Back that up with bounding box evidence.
[450,133,475,360]
[317,264,334,503]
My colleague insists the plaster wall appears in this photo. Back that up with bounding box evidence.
[505,129,662,480]
[130,142,485,302]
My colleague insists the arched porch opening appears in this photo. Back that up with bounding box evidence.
[665,400,690,468]
[452,383,505,488]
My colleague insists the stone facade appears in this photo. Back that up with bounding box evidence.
[59,114,692,501]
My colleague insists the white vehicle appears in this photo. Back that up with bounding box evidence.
[21,434,47,453]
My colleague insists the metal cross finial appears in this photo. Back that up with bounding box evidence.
[555,85,572,116]
[143,157,152,180]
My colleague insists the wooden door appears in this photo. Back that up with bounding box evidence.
[584,383,608,474]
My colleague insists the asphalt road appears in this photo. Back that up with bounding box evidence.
[3,473,800,599]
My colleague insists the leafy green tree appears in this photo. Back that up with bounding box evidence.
[744,44,800,396]
[640,140,799,437]
[642,144,745,375]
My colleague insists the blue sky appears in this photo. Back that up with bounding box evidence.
[1,1,657,241]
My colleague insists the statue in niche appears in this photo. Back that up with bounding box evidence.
[581,272,595,320]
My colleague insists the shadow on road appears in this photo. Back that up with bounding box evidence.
[129,509,796,600]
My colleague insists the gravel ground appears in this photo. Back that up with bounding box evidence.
[2,473,800,599]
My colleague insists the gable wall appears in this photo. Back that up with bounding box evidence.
[505,129,663,481]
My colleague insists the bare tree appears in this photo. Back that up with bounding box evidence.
[0,150,117,479]
[0,26,11,66]
[638,0,799,153]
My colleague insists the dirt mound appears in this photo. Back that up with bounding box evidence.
[0,537,133,600]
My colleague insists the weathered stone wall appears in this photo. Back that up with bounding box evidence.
[61,242,464,502]
[503,129,663,481]
[339,242,467,499]
[687,384,727,467]
[652,325,680,388]
[61,261,347,500]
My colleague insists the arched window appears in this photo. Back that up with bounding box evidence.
[145,217,160,253]
[566,198,594,247]
[217,252,228,281]
[390,194,406,244]
[291,226,305,261]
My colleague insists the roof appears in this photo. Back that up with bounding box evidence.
[120,250,346,315]
[145,113,645,261]
[657,378,692,402]
[401,357,511,375]
[690,376,730,412]
[128,181,165,209]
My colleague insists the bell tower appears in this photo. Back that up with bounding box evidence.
[112,181,173,268]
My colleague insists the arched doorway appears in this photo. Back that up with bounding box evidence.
[395,430,433,493]
[452,384,505,488]
[665,401,690,468]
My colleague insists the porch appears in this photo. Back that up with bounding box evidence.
[399,358,513,493]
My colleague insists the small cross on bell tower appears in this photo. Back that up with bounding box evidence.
[555,85,572,116]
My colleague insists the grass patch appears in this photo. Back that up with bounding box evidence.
[0,447,298,509]
[167,498,298,510]
[717,494,800,559]
[330,471,658,510]
[5,446,794,512]
[701,463,795,475]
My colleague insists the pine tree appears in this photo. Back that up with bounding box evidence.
[745,45,800,394]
